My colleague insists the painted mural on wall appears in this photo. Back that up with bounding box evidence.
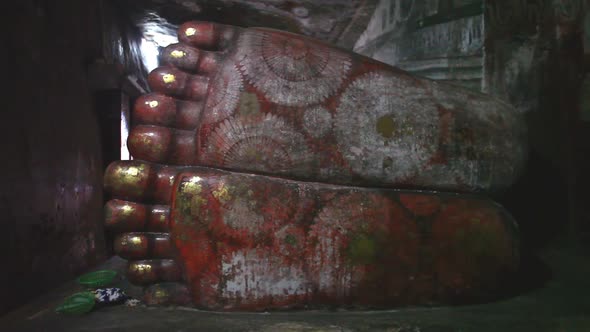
[355,0,483,57]
[354,0,484,91]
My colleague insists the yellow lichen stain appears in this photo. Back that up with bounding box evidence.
[348,233,377,265]
[213,182,231,204]
[190,195,207,217]
[185,27,197,36]
[180,176,208,218]
[170,50,186,58]
[182,176,202,193]
[376,115,396,139]
[162,74,176,84]
[147,100,159,108]
[238,92,261,118]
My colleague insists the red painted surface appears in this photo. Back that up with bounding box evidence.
[103,161,520,310]
[113,232,173,260]
[104,21,527,310]
[127,21,527,193]
[167,169,518,310]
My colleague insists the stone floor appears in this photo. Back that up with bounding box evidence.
[1,239,589,332]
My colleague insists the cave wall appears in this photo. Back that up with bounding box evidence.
[576,1,590,243]
[354,0,484,91]
[483,0,587,247]
[1,0,107,314]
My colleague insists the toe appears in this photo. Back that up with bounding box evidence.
[178,21,238,51]
[431,199,519,295]
[105,199,170,232]
[127,259,183,285]
[127,125,196,165]
[148,66,209,100]
[114,232,173,260]
[161,43,221,75]
[127,125,172,163]
[104,161,180,203]
[134,93,203,130]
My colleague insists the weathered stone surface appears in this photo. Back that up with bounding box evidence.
[105,20,526,310]
[105,161,519,310]
[171,168,519,310]
[4,244,590,331]
[129,21,527,193]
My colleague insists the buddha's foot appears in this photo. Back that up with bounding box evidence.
[105,160,519,310]
[128,21,527,193]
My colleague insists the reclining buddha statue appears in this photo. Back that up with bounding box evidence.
[103,21,527,310]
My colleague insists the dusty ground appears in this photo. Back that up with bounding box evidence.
[1,239,589,332]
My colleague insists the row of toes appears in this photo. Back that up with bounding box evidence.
[104,160,180,290]
[105,22,236,302]
[129,21,237,165]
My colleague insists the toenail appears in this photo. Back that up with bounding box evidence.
[185,27,196,36]
[162,74,176,83]
[170,50,186,58]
